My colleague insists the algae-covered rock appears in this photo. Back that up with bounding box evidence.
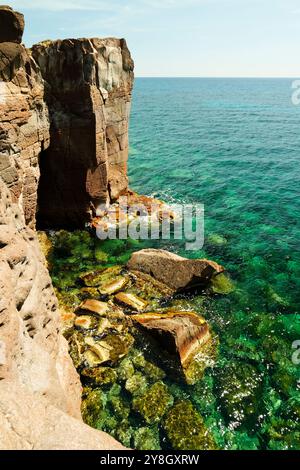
[84,349,108,367]
[74,315,98,330]
[79,287,100,300]
[125,372,148,396]
[77,299,109,316]
[210,273,235,295]
[133,381,173,424]
[163,400,217,450]
[107,384,121,402]
[115,292,148,311]
[99,277,128,295]
[207,233,228,246]
[118,357,135,381]
[115,420,133,448]
[263,397,300,450]
[215,362,263,426]
[110,396,131,420]
[81,389,106,428]
[84,331,134,365]
[81,367,117,386]
[128,270,173,308]
[131,350,165,381]
[80,266,123,287]
[134,427,161,451]
[67,330,85,369]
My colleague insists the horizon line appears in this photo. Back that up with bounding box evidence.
[135,76,300,79]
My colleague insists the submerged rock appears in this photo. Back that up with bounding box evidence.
[118,358,135,381]
[215,362,263,426]
[125,372,148,396]
[134,427,161,451]
[81,367,117,386]
[84,333,134,365]
[115,292,148,311]
[80,266,124,288]
[210,273,235,295]
[74,315,98,330]
[84,349,109,367]
[131,350,166,381]
[133,382,173,424]
[163,400,217,450]
[132,311,216,384]
[99,277,128,295]
[77,299,109,316]
[81,389,106,428]
[127,249,224,292]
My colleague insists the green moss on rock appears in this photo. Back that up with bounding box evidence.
[81,367,117,386]
[134,427,161,450]
[163,400,217,450]
[118,357,135,381]
[125,372,148,396]
[133,381,173,424]
[215,362,263,426]
[81,389,106,428]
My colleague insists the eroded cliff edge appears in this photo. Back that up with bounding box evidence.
[32,38,134,228]
[0,5,130,449]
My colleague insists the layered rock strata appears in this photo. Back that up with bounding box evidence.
[0,5,130,449]
[32,38,134,228]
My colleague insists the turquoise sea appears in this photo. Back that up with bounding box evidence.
[129,78,300,316]
[51,78,300,450]
[128,78,300,448]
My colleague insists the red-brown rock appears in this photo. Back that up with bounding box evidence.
[127,249,224,292]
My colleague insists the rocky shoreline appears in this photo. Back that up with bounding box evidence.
[0,5,228,450]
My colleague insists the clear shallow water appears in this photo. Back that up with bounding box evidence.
[50,78,300,450]
[128,78,300,448]
[129,78,300,315]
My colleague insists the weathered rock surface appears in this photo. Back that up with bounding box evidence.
[132,311,216,384]
[0,5,24,44]
[127,249,224,291]
[0,12,50,228]
[0,382,125,450]
[0,4,134,230]
[0,6,131,450]
[32,38,134,228]
[0,177,124,449]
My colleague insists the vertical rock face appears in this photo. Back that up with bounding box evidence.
[32,38,134,228]
[0,177,80,417]
[0,38,50,229]
[0,6,129,449]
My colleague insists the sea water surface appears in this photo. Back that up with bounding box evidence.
[51,78,300,450]
[127,78,300,448]
[129,78,300,316]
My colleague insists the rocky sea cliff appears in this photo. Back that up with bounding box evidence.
[0,6,299,451]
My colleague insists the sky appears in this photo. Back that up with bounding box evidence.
[7,0,300,77]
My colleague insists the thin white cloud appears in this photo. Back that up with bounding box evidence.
[10,0,207,12]
[8,1,119,12]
